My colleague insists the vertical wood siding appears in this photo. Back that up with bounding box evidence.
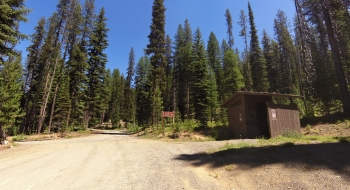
[266,102,301,137]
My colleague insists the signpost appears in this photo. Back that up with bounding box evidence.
[161,111,175,135]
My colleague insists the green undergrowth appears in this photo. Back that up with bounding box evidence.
[12,134,27,141]
[137,120,230,141]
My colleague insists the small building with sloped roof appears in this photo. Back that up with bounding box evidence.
[221,92,304,138]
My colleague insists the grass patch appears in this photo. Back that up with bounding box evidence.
[224,164,235,171]
[12,134,27,141]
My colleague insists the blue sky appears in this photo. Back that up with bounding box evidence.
[17,0,296,74]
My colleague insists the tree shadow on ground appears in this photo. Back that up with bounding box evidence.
[91,130,138,136]
[174,142,350,179]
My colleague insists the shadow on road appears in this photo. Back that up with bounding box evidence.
[174,142,350,179]
[91,130,138,136]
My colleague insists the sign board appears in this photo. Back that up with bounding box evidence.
[161,112,175,135]
[162,111,175,118]
[239,113,243,122]
[271,109,277,119]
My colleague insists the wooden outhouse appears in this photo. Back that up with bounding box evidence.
[221,92,304,138]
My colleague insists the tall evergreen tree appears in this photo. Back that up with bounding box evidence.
[123,48,136,124]
[108,68,123,127]
[274,10,299,94]
[164,35,173,111]
[207,65,219,123]
[191,28,210,127]
[145,0,166,125]
[126,47,135,87]
[238,9,252,91]
[52,68,70,133]
[98,69,112,124]
[67,43,88,130]
[262,30,278,93]
[22,18,46,133]
[135,56,152,126]
[207,32,224,102]
[225,9,234,48]
[248,2,269,92]
[86,7,109,127]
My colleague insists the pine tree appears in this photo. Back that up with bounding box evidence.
[207,65,219,123]
[145,0,166,125]
[48,0,85,131]
[274,10,299,94]
[35,13,61,134]
[108,69,123,127]
[173,24,184,116]
[207,32,224,102]
[225,9,234,48]
[248,2,269,92]
[322,0,350,113]
[52,68,70,133]
[223,49,245,98]
[98,69,112,124]
[135,56,152,127]
[261,30,278,93]
[221,39,230,58]
[22,18,46,133]
[67,43,88,130]
[0,0,30,63]
[173,20,194,120]
[86,7,109,127]
[173,24,186,120]
[123,48,136,124]
[238,9,252,91]
[126,47,135,87]
[0,55,24,136]
[191,28,210,127]
[164,35,173,111]
[81,0,95,46]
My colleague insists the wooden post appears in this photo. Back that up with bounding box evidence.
[162,112,164,135]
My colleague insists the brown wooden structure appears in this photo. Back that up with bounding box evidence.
[221,92,304,138]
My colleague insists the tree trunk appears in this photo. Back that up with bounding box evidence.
[37,70,51,134]
[322,4,350,113]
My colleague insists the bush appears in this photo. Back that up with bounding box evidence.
[12,134,27,141]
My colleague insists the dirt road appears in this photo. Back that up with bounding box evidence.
[1,130,349,190]
[0,130,234,190]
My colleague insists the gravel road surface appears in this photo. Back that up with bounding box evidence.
[0,130,232,190]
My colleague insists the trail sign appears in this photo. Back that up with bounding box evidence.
[161,111,175,135]
[162,111,175,118]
